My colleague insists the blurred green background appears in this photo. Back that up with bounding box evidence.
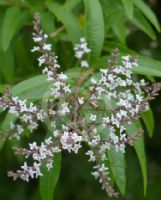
[0,0,161,199]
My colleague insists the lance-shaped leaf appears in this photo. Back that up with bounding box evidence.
[1,7,22,52]
[126,120,147,195]
[134,0,160,32]
[39,153,62,200]
[12,75,49,100]
[83,0,104,63]
[141,107,154,138]
[131,8,156,40]
[107,148,126,196]
[121,0,134,19]
[46,2,82,44]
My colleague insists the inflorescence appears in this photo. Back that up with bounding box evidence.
[0,13,161,197]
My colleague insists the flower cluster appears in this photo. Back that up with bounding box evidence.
[32,13,71,98]
[8,137,60,181]
[74,37,91,68]
[2,13,161,198]
[0,87,47,139]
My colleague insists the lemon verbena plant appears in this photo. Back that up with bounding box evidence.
[0,13,161,198]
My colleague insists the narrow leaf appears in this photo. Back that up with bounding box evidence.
[64,0,81,11]
[40,11,56,35]
[1,7,21,52]
[84,0,104,63]
[107,149,126,195]
[39,153,61,200]
[126,120,147,195]
[134,0,160,32]
[121,0,134,19]
[134,56,161,77]
[131,8,156,40]
[0,48,14,82]
[46,2,82,43]
[111,13,128,43]
[141,107,154,137]
[12,75,49,100]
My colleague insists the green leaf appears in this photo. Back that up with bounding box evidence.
[39,153,61,200]
[134,0,160,32]
[121,0,134,19]
[0,113,16,150]
[13,35,34,72]
[64,0,81,11]
[46,2,82,43]
[84,0,104,63]
[40,11,56,35]
[1,7,22,52]
[0,0,6,5]
[141,107,154,137]
[107,148,126,195]
[0,48,14,82]
[131,8,156,40]
[104,41,161,77]
[134,56,161,77]
[126,120,147,195]
[12,75,49,100]
[111,12,128,43]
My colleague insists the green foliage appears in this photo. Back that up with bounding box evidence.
[121,0,134,19]
[142,107,154,137]
[40,153,61,200]
[46,2,82,43]
[0,0,161,199]
[12,75,49,100]
[133,0,160,32]
[126,120,147,195]
[1,7,22,52]
[131,8,156,40]
[84,0,104,63]
[107,149,126,195]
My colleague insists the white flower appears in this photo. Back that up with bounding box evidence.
[90,114,97,121]
[89,135,100,146]
[38,55,45,66]
[80,37,86,43]
[58,72,68,80]
[100,69,108,75]
[33,36,42,42]
[109,133,119,144]
[43,43,52,51]
[33,162,42,178]
[78,97,84,105]
[86,150,96,162]
[103,117,110,124]
[91,78,97,84]
[58,102,70,116]
[74,37,91,59]
[44,34,48,39]
[31,46,40,52]
[63,84,71,93]
[29,142,38,150]
[53,130,60,137]
[98,163,109,173]
[81,60,89,68]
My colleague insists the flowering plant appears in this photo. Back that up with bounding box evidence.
[0,13,160,198]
